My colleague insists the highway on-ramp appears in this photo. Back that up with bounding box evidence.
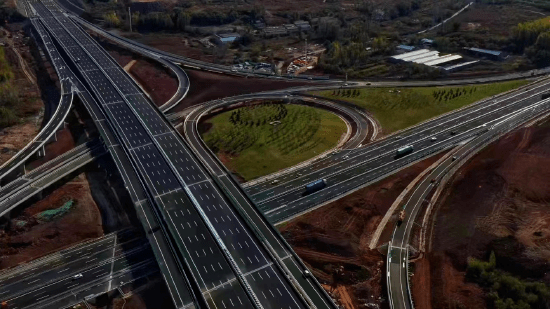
[386,96,550,309]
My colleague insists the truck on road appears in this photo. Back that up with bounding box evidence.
[397,210,406,226]
[395,145,414,158]
[305,179,327,195]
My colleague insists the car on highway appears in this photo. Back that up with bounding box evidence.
[303,269,312,278]
[450,131,457,135]
[430,137,437,141]
[452,156,457,161]
[271,180,279,184]
[72,273,83,280]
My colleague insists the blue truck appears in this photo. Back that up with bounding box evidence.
[395,145,414,158]
[305,179,327,194]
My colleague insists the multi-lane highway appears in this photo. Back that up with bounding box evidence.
[0,139,106,217]
[27,7,199,308]
[239,78,550,223]
[0,229,157,309]
[8,1,550,309]
[27,1,334,308]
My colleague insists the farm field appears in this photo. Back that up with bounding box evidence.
[314,80,529,135]
[200,102,347,181]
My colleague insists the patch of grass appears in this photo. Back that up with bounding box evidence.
[202,103,347,181]
[314,80,529,134]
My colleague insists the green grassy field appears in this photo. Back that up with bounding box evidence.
[201,103,347,181]
[314,80,529,134]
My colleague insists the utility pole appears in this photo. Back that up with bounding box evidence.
[304,38,307,59]
[128,7,132,32]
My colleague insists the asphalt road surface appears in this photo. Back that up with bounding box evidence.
[243,78,550,223]
[0,229,157,309]
[387,97,550,309]
[27,10,198,308]
[30,1,318,308]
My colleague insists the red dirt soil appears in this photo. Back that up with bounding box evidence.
[25,127,75,170]
[0,172,103,270]
[279,153,445,309]
[129,59,178,107]
[176,69,310,112]
[94,35,178,107]
[420,120,550,309]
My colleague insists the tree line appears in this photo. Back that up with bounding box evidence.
[467,251,550,309]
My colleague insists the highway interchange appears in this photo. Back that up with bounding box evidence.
[1,0,550,308]
[241,78,550,223]
[18,1,333,308]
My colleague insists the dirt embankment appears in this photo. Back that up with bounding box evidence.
[90,35,178,107]
[279,153,445,309]
[0,26,50,165]
[419,120,550,309]
[0,172,103,270]
[177,69,310,112]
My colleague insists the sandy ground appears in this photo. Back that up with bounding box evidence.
[279,153,445,309]
[417,119,550,309]
[0,172,103,270]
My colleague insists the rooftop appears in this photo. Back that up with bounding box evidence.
[464,47,502,56]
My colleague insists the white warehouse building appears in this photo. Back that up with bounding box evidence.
[389,49,465,69]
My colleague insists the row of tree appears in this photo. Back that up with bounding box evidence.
[331,89,361,97]
[432,87,476,102]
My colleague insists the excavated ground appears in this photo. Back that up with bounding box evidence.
[0,171,103,270]
[414,118,550,309]
[279,153,444,309]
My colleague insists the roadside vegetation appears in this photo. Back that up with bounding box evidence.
[467,252,550,309]
[0,46,20,129]
[83,0,550,78]
[314,80,529,134]
[201,102,346,181]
